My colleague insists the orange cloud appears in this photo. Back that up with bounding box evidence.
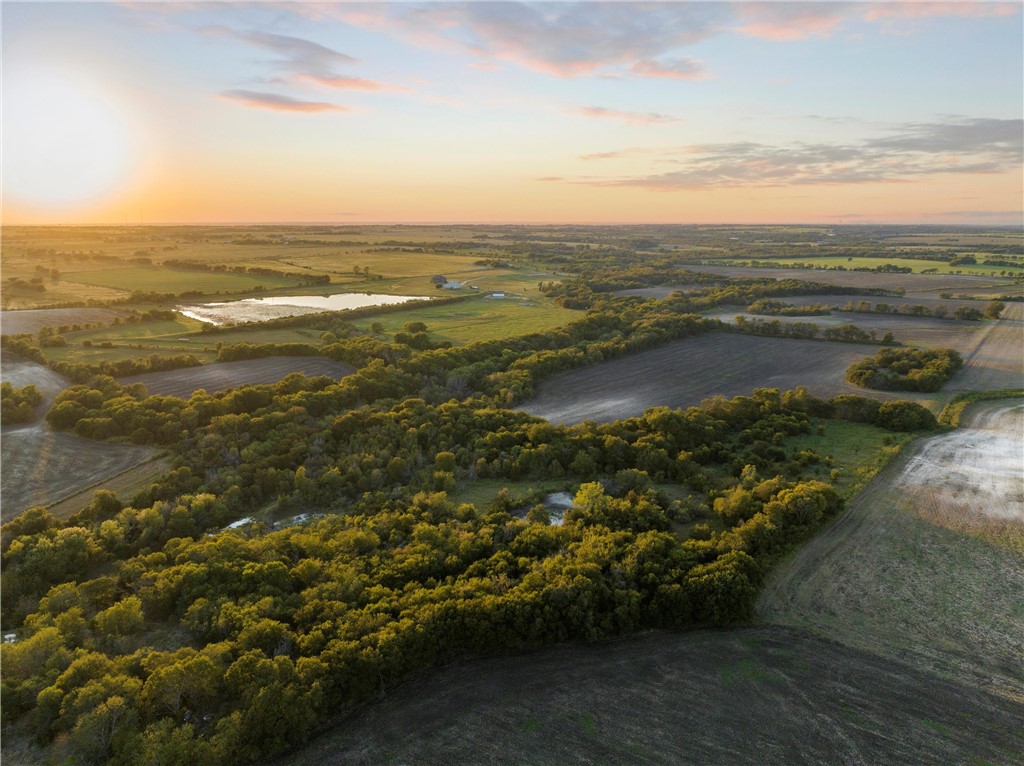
[737,4,846,41]
[219,90,349,113]
[298,74,409,92]
[630,58,708,80]
[569,106,681,125]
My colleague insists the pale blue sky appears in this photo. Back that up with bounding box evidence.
[3,2,1022,224]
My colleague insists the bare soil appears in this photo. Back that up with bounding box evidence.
[119,357,356,398]
[689,264,1020,297]
[948,302,1024,392]
[0,357,70,419]
[43,455,174,521]
[758,400,1024,700]
[274,626,1023,766]
[520,333,890,424]
[1,427,156,522]
[0,307,127,335]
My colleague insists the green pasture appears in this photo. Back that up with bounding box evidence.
[449,478,570,510]
[783,419,913,501]
[353,295,580,345]
[61,266,300,294]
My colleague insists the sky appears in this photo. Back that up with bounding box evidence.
[2,1,1022,225]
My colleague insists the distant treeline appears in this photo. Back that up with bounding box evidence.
[747,299,831,317]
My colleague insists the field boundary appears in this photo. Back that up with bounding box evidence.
[43,453,172,520]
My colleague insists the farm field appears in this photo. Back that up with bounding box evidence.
[716,254,1024,276]
[758,400,1024,698]
[0,357,70,412]
[0,307,129,334]
[776,292,1002,314]
[704,307,991,349]
[611,285,713,299]
[0,427,156,522]
[62,266,300,294]
[688,264,1021,297]
[520,333,891,425]
[350,296,581,345]
[119,357,356,398]
[948,303,1024,392]
[44,455,175,521]
[277,625,1023,766]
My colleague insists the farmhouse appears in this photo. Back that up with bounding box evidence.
[442,281,463,290]
[431,275,447,284]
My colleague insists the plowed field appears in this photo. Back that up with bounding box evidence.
[120,357,356,398]
[520,333,888,424]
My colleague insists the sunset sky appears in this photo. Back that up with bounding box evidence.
[3,1,1022,225]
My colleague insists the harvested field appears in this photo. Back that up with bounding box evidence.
[1,428,156,521]
[611,285,713,299]
[777,292,1001,314]
[520,333,889,425]
[44,455,174,520]
[948,302,1024,392]
[0,357,69,413]
[277,626,1023,766]
[119,356,356,398]
[689,264,1017,296]
[0,307,127,335]
[758,400,1024,699]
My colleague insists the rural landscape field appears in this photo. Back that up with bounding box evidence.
[2,2,1022,765]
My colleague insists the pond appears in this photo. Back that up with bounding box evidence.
[513,491,575,526]
[179,293,431,325]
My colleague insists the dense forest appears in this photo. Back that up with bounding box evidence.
[1,244,947,765]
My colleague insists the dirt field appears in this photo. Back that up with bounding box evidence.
[0,357,70,414]
[758,400,1024,700]
[948,302,1024,392]
[612,285,713,299]
[43,455,174,521]
[119,357,356,398]
[520,333,891,424]
[275,626,1023,766]
[0,307,127,335]
[1,427,156,521]
[689,264,1020,297]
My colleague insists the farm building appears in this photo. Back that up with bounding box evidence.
[431,275,447,284]
[491,292,505,299]
[442,281,463,290]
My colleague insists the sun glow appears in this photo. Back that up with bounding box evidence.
[2,68,139,208]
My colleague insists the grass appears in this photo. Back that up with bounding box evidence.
[61,266,299,294]
[353,296,580,345]
[783,419,913,501]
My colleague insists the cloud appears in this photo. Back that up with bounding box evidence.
[629,57,708,80]
[208,27,405,92]
[566,117,1023,190]
[863,2,1019,22]
[536,176,563,182]
[735,2,1020,42]
[735,3,849,41]
[339,2,729,78]
[296,74,408,92]
[219,90,348,113]
[570,106,681,125]
[237,29,357,72]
